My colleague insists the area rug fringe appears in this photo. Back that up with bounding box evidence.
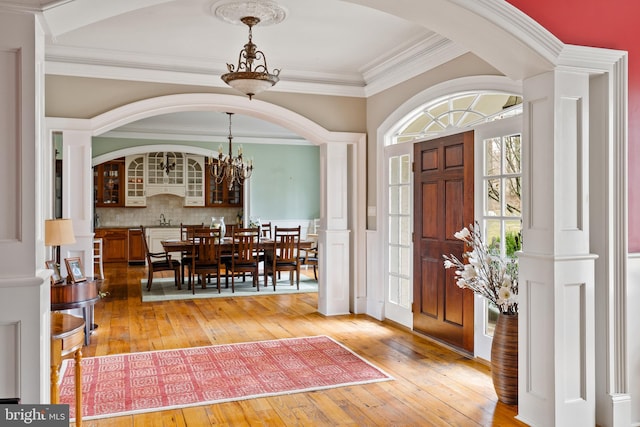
[59,335,393,421]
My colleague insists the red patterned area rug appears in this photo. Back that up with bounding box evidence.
[59,336,393,421]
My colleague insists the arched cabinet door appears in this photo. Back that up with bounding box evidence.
[125,155,146,207]
[184,155,205,206]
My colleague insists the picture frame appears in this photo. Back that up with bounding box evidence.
[45,260,63,285]
[64,257,86,283]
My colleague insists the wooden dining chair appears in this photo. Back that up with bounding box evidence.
[264,226,301,290]
[300,246,318,280]
[261,222,272,239]
[179,223,203,283]
[140,225,181,291]
[229,227,261,292]
[191,228,223,294]
[184,227,214,289]
[256,221,272,270]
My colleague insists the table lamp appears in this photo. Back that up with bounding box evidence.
[45,218,76,267]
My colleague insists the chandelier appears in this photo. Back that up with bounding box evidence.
[209,112,253,189]
[159,152,176,175]
[221,16,280,100]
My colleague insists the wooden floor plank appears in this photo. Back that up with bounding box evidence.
[73,264,524,426]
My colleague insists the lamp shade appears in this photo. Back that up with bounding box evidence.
[44,219,76,246]
[221,72,279,99]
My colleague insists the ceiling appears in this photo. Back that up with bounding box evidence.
[4,0,470,143]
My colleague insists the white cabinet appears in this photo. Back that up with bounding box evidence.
[184,155,205,206]
[118,152,211,205]
[145,227,181,255]
[125,155,146,206]
[146,152,186,197]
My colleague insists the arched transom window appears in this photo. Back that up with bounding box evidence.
[390,92,522,145]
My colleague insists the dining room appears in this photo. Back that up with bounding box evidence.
[83,110,324,300]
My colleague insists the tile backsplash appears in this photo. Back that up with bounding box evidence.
[95,194,242,229]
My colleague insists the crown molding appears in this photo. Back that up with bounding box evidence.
[45,37,466,98]
[0,0,68,13]
[363,34,468,97]
[457,0,563,63]
[557,44,627,73]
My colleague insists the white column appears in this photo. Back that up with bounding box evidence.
[0,11,49,404]
[517,69,596,426]
[585,50,631,427]
[59,130,94,277]
[318,142,350,315]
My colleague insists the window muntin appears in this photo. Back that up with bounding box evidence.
[390,92,522,145]
[387,154,412,309]
[481,133,522,337]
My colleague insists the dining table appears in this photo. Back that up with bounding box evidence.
[161,237,316,286]
[160,237,315,254]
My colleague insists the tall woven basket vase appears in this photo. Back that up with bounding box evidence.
[490,312,518,405]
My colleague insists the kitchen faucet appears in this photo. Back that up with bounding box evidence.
[160,213,167,226]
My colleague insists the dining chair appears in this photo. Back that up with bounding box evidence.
[300,246,318,280]
[229,227,261,292]
[140,225,181,291]
[183,227,214,288]
[261,222,272,239]
[256,221,272,270]
[264,226,301,290]
[191,228,223,294]
[300,231,318,279]
[92,238,104,280]
[180,223,205,240]
[180,223,203,283]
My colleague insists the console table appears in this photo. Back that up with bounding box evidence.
[50,312,84,427]
[51,278,102,345]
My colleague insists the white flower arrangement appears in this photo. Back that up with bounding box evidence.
[442,222,519,315]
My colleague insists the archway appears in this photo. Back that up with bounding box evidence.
[371,76,522,329]
[48,93,366,317]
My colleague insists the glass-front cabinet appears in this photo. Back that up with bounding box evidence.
[94,159,125,207]
[94,152,241,209]
[146,152,186,197]
[205,159,243,207]
[185,155,205,206]
[125,155,146,207]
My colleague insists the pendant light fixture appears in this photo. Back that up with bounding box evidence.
[221,16,281,99]
[209,112,253,189]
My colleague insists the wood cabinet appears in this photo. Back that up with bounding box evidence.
[94,228,128,263]
[205,160,243,207]
[127,228,145,264]
[94,159,125,207]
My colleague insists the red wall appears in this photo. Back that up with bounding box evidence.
[506,0,640,251]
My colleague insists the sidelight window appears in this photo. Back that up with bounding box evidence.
[479,130,522,340]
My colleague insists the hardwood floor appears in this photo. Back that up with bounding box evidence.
[77,263,526,426]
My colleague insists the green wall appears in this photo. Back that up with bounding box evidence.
[92,137,320,220]
[247,144,320,220]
